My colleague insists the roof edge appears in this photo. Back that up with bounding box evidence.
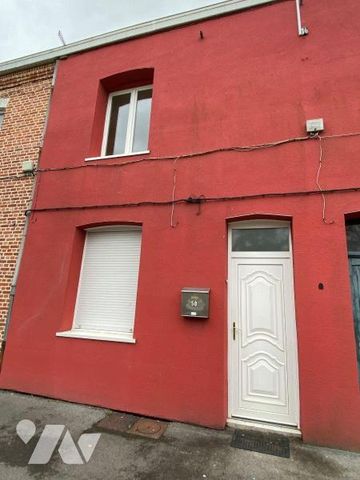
[0,0,277,75]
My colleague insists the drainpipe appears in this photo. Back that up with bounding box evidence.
[296,0,309,36]
[0,60,59,372]
[0,213,31,370]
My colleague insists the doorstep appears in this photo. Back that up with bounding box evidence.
[227,417,302,437]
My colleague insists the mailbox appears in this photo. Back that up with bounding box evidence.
[181,288,210,318]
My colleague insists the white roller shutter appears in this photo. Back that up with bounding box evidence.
[73,228,142,337]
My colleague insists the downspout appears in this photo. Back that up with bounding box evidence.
[0,213,31,358]
[0,60,59,371]
[296,0,309,36]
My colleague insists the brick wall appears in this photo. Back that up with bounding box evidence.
[0,63,54,339]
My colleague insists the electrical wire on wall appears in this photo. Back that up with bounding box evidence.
[37,134,313,174]
[0,174,32,182]
[2,130,360,181]
[25,185,360,216]
[315,135,334,225]
[3,130,360,224]
[26,130,360,224]
[170,157,179,228]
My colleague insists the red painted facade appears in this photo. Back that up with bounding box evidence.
[1,0,360,451]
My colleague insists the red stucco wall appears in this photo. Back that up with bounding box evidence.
[2,0,360,451]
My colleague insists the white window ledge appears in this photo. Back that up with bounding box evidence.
[56,329,136,343]
[85,151,150,162]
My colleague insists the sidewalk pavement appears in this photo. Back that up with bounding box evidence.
[0,390,359,479]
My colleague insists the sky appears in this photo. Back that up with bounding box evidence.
[0,0,222,62]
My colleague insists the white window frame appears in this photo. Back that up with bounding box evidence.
[0,97,9,129]
[56,225,142,343]
[98,84,152,159]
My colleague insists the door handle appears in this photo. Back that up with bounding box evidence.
[232,322,241,340]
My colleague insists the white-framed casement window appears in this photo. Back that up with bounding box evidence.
[57,226,142,343]
[0,109,5,129]
[101,85,152,158]
[0,98,9,129]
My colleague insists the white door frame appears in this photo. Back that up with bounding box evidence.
[227,219,300,427]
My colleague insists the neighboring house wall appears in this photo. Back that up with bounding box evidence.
[0,64,54,340]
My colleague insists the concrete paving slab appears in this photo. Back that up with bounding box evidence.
[0,390,359,479]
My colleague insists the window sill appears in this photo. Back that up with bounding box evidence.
[85,151,150,162]
[56,329,136,343]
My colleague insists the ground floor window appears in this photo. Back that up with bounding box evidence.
[346,221,360,380]
[57,226,142,343]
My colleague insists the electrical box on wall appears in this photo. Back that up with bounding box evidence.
[22,160,35,173]
[181,288,210,318]
[306,118,324,134]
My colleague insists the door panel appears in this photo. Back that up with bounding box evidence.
[230,257,299,426]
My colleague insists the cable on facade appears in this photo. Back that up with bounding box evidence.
[0,135,310,181]
[170,157,179,228]
[0,174,32,182]
[5,130,360,225]
[35,134,312,174]
[315,135,334,225]
[2,130,360,183]
[25,185,360,216]
[33,130,360,175]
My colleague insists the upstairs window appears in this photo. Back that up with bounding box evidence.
[0,98,9,129]
[102,85,152,157]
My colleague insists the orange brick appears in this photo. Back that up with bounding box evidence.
[0,63,54,340]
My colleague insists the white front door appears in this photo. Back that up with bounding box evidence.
[228,221,299,426]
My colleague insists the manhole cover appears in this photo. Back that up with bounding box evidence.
[231,430,290,458]
[94,413,138,434]
[129,418,167,439]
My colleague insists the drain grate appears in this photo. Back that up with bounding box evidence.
[231,430,290,458]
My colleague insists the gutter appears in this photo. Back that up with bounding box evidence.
[0,0,277,75]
